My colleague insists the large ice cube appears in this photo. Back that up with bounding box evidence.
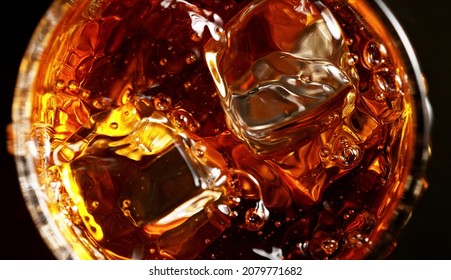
[59,99,229,245]
[205,0,357,157]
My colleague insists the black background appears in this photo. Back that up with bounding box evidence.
[0,0,450,260]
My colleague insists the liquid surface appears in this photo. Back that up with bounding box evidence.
[26,0,414,259]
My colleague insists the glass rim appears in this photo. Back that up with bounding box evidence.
[12,0,81,260]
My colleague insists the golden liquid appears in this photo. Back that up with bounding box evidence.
[26,0,415,259]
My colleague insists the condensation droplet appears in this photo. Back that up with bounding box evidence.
[159,58,167,66]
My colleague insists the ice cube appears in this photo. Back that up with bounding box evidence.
[205,0,357,157]
[61,100,230,244]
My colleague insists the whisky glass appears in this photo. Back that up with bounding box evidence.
[10,0,431,260]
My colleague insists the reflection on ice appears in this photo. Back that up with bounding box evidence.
[204,0,375,208]
[205,0,358,157]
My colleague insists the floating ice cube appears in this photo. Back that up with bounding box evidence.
[205,0,357,157]
[60,99,229,242]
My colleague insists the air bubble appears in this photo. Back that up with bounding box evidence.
[363,40,388,69]
[58,146,75,162]
[122,209,131,217]
[300,74,312,83]
[109,122,119,129]
[55,80,66,92]
[244,208,266,231]
[92,98,111,110]
[339,137,348,144]
[347,231,369,248]
[321,239,338,256]
[171,109,200,132]
[190,32,202,42]
[374,91,387,102]
[214,27,223,37]
[343,209,355,220]
[319,146,330,158]
[91,201,100,210]
[373,67,402,96]
[185,52,197,64]
[159,58,167,66]
[122,199,131,208]
[67,80,79,93]
[121,88,133,104]
[224,4,235,11]
[153,93,172,111]
[192,142,206,158]
[337,144,361,167]
[80,90,91,99]
[324,112,340,128]
[183,81,192,89]
[229,169,262,199]
[344,52,358,67]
